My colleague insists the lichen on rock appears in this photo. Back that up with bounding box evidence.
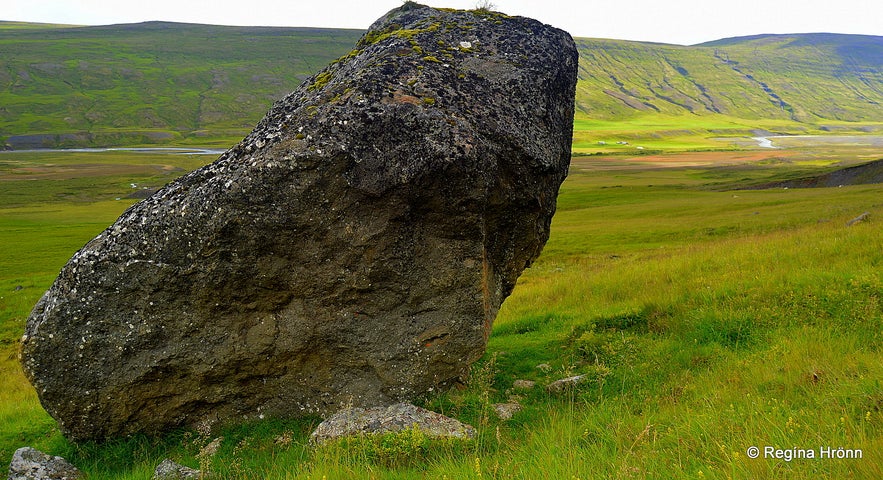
[7,447,82,480]
[310,402,475,445]
[21,3,578,441]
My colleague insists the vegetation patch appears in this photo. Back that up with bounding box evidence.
[1,109,882,480]
[313,427,473,469]
[307,70,334,92]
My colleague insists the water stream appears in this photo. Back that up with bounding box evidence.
[752,137,776,148]
[0,147,226,155]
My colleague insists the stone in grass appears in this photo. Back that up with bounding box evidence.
[846,212,870,226]
[310,402,475,445]
[512,379,536,391]
[492,402,523,420]
[7,447,82,480]
[545,375,586,393]
[151,459,203,480]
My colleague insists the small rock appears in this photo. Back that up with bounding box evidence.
[846,212,870,226]
[310,402,475,445]
[152,459,202,480]
[546,375,586,393]
[536,363,552,372]
[512,379,536,390]
[14,285,23,291]
[492,402,522,420]
[7,447,82,480]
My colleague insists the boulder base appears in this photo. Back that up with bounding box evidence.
[21,3,578,441]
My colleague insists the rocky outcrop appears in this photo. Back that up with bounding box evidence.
[7,448,82,480]
[310,403,475,445]
[21,3,577,441]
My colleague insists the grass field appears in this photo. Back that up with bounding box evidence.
[1,141,881,478]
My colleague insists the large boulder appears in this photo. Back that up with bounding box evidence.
[21,3,578,441]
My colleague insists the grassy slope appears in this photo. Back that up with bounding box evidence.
[571,34,883,153]
[0,22,362,146]
[576,34,883,122]
[1,23,881,148]
[0,149,880,479]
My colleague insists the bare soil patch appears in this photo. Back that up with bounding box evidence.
[572,150,802,171]
[0,163,182,181]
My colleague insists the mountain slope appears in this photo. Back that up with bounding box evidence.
[1,22,881,147]
[574,33,883,123]
[750,157,883,189]
[0,21,362,146]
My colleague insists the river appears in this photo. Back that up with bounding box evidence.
[751,135,883,149]
[0,147,226,155]
[752,137,776,148]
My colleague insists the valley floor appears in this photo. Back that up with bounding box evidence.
[0,142,881,479]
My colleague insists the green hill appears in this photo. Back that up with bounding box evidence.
[575,33,883,123]
[1,22,881,148]
[0,21,362,147]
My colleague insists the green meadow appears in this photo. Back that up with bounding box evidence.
[1,139,880,478]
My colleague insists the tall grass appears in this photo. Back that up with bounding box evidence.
[0,150,881,478]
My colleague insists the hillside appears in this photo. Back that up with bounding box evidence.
[574,33,883,123]
[0,21,362,147]
[750,157,883,189]
[1,22,881,147]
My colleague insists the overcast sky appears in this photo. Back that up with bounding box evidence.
[6,0,881,45]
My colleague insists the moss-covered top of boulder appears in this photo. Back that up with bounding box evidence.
[306,2,558,100]
[234,2,576,174]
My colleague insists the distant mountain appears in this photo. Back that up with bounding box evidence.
[574,33,882,123]
[1,22,881,147]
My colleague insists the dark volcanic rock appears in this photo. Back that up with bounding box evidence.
[21,3,578,441]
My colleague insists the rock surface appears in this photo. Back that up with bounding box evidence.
[546,375,586,393]
[21,3,578,441]
[151,459,202,480]
[846,212,870,226]
[511,379,536,390]
[7,447,82,480]
[310,402,475,445]
[492,402,522,420]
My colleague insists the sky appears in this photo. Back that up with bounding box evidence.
[6,0,882,45]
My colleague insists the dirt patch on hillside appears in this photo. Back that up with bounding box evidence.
[572,150,802,171]
[0,163,183,181]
